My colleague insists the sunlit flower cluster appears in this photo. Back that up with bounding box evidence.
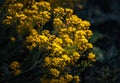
[40,7,95,82]
[2,0,95,82]
[2,0,51,35]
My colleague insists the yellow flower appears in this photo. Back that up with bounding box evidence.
[52,43,64,55]
[59,77,66,83]
[15,13,27,20]
[36,1,51,11]
[64,37,73,46]
[86,43,93,49]
[53,37,63,45]
[85,30,93,38]
[78,30,86,35]
[72,52,80,60]
[39,35,49,43]
[65,8,73,16]
[51,58,63,67]
[53,18,63,28]
[44,57,51,66]
[50,79,59,83]
[31,4,38,10]
[7,16,12,19]
[10,37,16,42]
[42,30,50,36]
[68,27,76,33]
[65,74,73,82]
[12,69,21,75]
[88,53,96,61]
[10,61,20,70]
[69,15,82,25]
[50,68,60,77]
[62,54,71,62]
[16,3,23,10]
[81,20,91,27]
[53,7,65,18]
[74,75,80,83]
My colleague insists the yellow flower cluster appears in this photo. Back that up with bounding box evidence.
[24,6,95,82]
[26,29,49,50]
[10,61,21,75]
[2,0,95,82]
[53,7,93,52]
[40,74,80,83]
[2,1,51,35]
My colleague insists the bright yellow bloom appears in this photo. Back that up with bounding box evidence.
[53,37,63,45]
[50,68,60,77]
[31,4,38,10]
[44,57,51,66]
[53,7,65,18]
[88,53,96,62]
[85,30,93,38]
[62,54,71,62]
[72,52,81,60]
[67,27,76,33]
[39,35,49,43]
[53,18,63,28]
[81,20,91,27]
[65,8,73,16]
[51,58,63,67]
[52,43,64,55]
[65,74,73,82]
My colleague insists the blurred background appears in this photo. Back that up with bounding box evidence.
[0,0,120,82]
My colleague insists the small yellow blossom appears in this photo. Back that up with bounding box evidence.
[81,20,91,27]
[53,7,65,18]
[65,8,73,16]
[88,52,95,59]
[62,54,71,62]
[74,75,80,83]
[53,37,63,45]
[39,35,49,43]
[53,18,63,28]
[88,53,96,62]
[52,43,64,55]
[51,58,63,67]
[10,61,20,70]
[65,74,73,82]
[31,4,38,10]
[50,68,60,77]
[44,57,51,66]
[36,1,51,11]
[72,52,81,60]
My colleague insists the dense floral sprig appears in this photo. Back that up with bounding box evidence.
[2,0,95,82]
